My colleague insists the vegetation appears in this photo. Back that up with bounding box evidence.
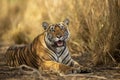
[0,0,120,67]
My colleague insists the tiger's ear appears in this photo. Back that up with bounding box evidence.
[63,18,69,26]
[42,22,49,30]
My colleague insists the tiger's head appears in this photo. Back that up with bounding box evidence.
[42,19,70,47]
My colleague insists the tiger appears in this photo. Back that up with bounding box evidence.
[5,19,91,75]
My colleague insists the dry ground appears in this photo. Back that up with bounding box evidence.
[0,44,120,80]
[0,0,120,80]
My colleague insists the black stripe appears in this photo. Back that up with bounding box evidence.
[65,58,72,65]
[48,53,57,61]
[32,55,39,69]
[61,52,69,63]
[27,45,38,68]
[14,49,18,66]
[16,47,20,65]
[21,47,28,65]
[17,48,22,65]
[29,44,37,62]
[26,46,34,66]
[58,46,66,57]
[29,45,38,68]
[12,47,16,66]
[19,47,24,65]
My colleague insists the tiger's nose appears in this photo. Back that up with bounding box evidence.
[57,35,62,38]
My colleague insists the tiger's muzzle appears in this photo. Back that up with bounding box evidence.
[53,36,65,47]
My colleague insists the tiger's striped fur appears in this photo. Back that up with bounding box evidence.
[5,19,91,74]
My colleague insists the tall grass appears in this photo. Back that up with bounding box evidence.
[0,0,120,66]
[93,0,120,66]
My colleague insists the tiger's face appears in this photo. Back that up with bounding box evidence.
[42,19,70,47]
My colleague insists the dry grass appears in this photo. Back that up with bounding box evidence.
[0,0,120,67]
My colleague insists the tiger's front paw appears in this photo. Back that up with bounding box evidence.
[72,61,82,68]
[74,63,80,68]
[77,66,92,73]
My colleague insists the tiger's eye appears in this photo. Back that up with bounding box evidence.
[50,26,55,32]
[50,29,55,32]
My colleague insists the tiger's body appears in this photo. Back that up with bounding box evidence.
[5,19,91,75]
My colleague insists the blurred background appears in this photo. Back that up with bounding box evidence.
[0,0,120,67]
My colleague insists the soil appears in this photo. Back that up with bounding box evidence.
[0,44,120,80]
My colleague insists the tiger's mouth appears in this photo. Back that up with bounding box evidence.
[55,40,64,47]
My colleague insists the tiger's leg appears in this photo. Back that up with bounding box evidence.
[39,61,78,75]
[71,60,92,73]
